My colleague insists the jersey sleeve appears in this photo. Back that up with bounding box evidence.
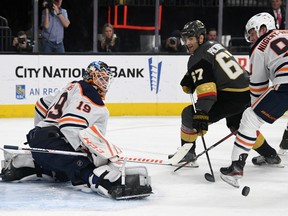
[34,91,59,126]
[249,50,269,104]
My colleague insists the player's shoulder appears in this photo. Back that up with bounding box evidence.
[74,80,105,106]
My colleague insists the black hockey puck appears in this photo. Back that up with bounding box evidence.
[242,186,250,196]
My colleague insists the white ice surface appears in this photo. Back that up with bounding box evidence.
[0,116,288,216]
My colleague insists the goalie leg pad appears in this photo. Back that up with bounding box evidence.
[88,163,152,199]
[1,149,54,182]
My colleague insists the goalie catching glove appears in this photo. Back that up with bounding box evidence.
[88,162,152,200]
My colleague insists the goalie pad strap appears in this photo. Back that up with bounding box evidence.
[95,170,109,188]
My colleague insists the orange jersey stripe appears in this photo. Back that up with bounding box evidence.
[90,125,114,157]
[277,67,288,72]
[250,86,268,93]
[59,117,87,125]
[36,101,47,114]
[236,136,254,147]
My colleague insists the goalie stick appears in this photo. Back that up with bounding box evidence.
[1,145,198,168]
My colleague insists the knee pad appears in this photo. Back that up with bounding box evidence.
[239,108,265,137]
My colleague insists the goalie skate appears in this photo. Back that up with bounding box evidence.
[114,192,152,200]
[109,183,153,200]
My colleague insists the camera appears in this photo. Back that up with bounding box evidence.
[18,38,26,45]
[105,37,112,45]
[44,0,54,14]
[17,37,34,49]
[168,37,177,45]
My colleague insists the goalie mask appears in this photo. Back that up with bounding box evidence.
[245,12,276,43]
[83,61,113,97]
[181,20,207,42]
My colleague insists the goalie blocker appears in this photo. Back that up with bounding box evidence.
[1,125,152,200]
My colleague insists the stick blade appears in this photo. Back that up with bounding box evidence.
[168,143,194,165]
[204,173,215,182]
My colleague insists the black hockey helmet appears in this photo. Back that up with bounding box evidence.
[181,20,207,39]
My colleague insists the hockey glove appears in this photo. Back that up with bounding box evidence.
[182,86,192,94]
[192,110,209,135]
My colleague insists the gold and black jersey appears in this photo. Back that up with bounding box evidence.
[181,40,250,112]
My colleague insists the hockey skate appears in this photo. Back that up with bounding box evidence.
[252,154,284,168]
[168,145,199,168]
[278,130,288,155]
[220,153,248,188]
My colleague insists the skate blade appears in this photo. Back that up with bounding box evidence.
[220,174,240,188]
[181,161,199,168]
[253,162,285,168]
[258,163,284,168]
[114,192,152,200]
[278,149,288,156]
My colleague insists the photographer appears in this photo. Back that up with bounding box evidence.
[98,23,120,52]
[164,30,187,53]
[41,0,70,53]
[12,31,33,53]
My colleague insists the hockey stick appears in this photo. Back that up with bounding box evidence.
[1,145,196,168]
[201,135,215,182]
[3,145,88,156]
[174,130,238,172]
[190,94,215,182]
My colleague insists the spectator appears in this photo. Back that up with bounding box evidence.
[12,31,33,53]
[207,28,217,41]
[98,23,120,52]
[269,0,285,29]
[41,0,70,53]
[163,30,187,53]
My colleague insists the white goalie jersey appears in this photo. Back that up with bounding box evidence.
[34,80,109,150]
[249,30,288,104]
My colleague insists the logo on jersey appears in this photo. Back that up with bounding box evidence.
[148,57,162,94]
[16,85,25,99]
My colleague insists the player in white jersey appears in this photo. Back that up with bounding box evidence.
[1,61,152,199]
[220,12,288,187]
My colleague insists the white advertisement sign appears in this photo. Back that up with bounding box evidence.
[0,55,249,105]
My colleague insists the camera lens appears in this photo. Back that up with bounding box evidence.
[169,38,176,45]
[18,38,26,44]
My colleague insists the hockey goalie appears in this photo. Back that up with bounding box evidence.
[0,61,152,200]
